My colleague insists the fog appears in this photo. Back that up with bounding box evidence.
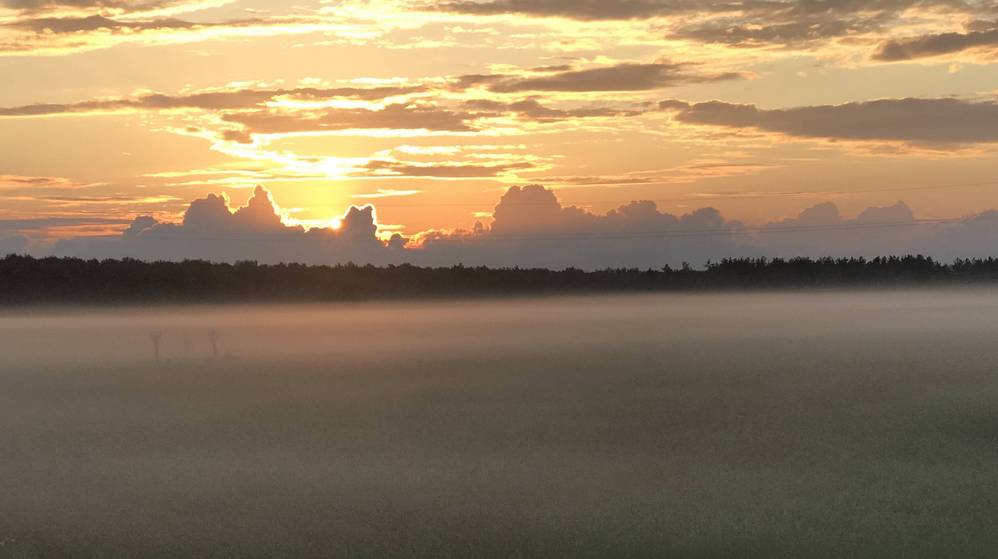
[3,291,998,557]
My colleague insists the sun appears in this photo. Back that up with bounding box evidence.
[279,213,345,231]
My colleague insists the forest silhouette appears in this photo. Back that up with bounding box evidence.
[4,254,998,304]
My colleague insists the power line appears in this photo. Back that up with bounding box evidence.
[130,214,995,245]
[96,177,998,246]
[328,178,998,209]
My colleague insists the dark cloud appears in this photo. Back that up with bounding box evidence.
[0,175,73,187]
[675,18,874,47]
[528,64,574,72]
[223,103,478,135]
[661,97,998,145]
[434,0,990,49]
[362,160,534,177]
[0,217,131,230]
[0,217,131,254]
[463,98,644,120]
[0,86,425,117]
[0,1,308,55]
[668,0,957,47]
[451,73,508,90]
[873,24,998,61]
[1,0,187,12]
[3,13,286,48]
[434,0,976,21]
[506,98,643,119]
[221,129,254,144]
[8,14,197,33]
[457,62,744,93]
[433,0,735,20]
[0,85,645,142]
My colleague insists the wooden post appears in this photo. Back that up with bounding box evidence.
[150,331,162,366]
[209,330,219,360]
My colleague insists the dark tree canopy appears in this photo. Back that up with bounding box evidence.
[1,254,997,305]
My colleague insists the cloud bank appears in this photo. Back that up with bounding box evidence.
[29,184,998,270]
[53,186,397,264]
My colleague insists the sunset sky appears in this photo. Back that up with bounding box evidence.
[2,0,998,263]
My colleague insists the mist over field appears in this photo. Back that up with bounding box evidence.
[3,291,998,557]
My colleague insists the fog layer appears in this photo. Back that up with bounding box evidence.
[2,291,998,557]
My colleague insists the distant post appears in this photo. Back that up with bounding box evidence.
[209,330,219,360]
[150,331,162,366]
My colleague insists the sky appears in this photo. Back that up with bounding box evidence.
[2,0,998,268]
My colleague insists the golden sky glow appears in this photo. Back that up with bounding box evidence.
[2,0,998,251]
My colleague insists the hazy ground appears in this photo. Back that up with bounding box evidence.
[2,291,998,557]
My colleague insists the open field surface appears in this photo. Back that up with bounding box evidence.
[2,291,998,557]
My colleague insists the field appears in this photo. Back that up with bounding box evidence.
[2,291,998,557]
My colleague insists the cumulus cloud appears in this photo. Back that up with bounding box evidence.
[930,209,998,257]
[54,186,399,265]
[661,97,998,146]
[754,198,998,261]
[857,201,915,224]
[759,200,920,257]
[48,184,752,268]
[0,235,29,255]
[403,185,753,269]
[39,184,998,270]
[54,184,744,268]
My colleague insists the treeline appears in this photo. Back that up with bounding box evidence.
[2,254,998,304]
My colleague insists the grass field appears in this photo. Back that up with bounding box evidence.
[2,291,998,557]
